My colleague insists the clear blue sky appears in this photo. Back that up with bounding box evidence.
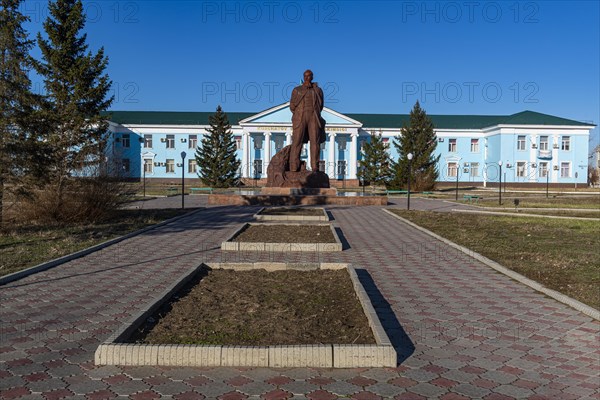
[22,0,600,150]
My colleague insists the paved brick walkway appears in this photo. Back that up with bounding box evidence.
[1,203,599,399]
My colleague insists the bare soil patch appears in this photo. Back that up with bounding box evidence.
[130,268,375,346]
[261,207,325,216]
[233,224,335,243]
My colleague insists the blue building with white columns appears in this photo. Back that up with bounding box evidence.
[105,103,595,187]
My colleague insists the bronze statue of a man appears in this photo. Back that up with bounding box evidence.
[289,70,326,172]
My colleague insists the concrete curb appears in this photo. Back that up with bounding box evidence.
[221,223,343,252]
[95,263,397,368]
[451,208,600,221]
[254,207,329,221]
[383,209,600,321]
[0,208,205,286]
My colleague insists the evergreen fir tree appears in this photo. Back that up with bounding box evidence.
[357,133,391,188]
[0,0,39,225]
[195,106,241,188]
[34,0,113,214]
[389,101,440,191]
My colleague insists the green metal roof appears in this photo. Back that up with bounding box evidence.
[104,110,594,129]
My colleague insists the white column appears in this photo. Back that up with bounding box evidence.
[244,132,251,178]
[241,131,249,178]
[328,132,336,177]
[349,132,358,179]
[285,130,292,146]
[264,132,271,177]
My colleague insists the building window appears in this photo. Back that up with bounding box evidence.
[166,159,175,173]
[448,139,457,152]
[166,135,175,149]
[253,159,263,176]
[275,137,284,152]
[517,135,526,151]
[516,162,526,177]
[560,162,570,178]
[470,139,479,152]
[561,136,570,151]
[235,136,242,150]
[189,135,197,149]
[122,134,130,148]
[144,134,153,148]
[337,160,347,175]
[447,162,458,177]
[318,160,326,172]
[301,146,308,157]
[143,159,153,174]
[539,136,549,151]
[188,159,197,174]
[254,137,263,150]
[539,162,548,178]
[338,139,347,151]
[122,158,130,172]
[470,162,479,177]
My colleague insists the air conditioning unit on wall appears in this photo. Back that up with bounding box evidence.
[181,138,187,142]
[160,138,166,142]
[438,138,444,142]
[553,165,559,170]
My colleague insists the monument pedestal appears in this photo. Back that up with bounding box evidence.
[260,187,338,196]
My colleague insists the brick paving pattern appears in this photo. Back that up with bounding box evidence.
[1,199,599,399]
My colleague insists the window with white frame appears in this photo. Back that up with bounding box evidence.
[447,162,458,177]
[144,134,153,148]
[337,160,347,175]
[516,162,526,177]
[188,159,197,174]
[470,162,479,177]
[166,135,175,149]
[122,134,130,148]
[253,159,263,175]
[539,162,548,178]
[166,159,175,173]
[143,159,153,174]
[539,136,549,150]
[189,135,197,149]
[235,136,242,150]
[470,139,479,152]
[275,136,284,152]
[448,139,457,152]
[318,160,326,172]
[560,162,570,178]
[517,135,526,150]
[561,136,570,151]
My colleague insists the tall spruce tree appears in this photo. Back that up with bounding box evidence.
[34,0,113,215]
[0,0,38,226]
[195,106,240,187]
[358,133,391,188]
[389,101,440,191]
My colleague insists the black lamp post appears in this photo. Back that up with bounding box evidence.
[181,151,186,209]
[498,160,503,205]
[407,152,413,210]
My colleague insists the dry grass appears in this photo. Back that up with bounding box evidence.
[0,208,193,277]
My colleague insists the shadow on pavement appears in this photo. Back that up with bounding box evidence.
[355,268,415,365]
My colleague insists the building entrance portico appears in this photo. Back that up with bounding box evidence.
[239,102,363,183]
